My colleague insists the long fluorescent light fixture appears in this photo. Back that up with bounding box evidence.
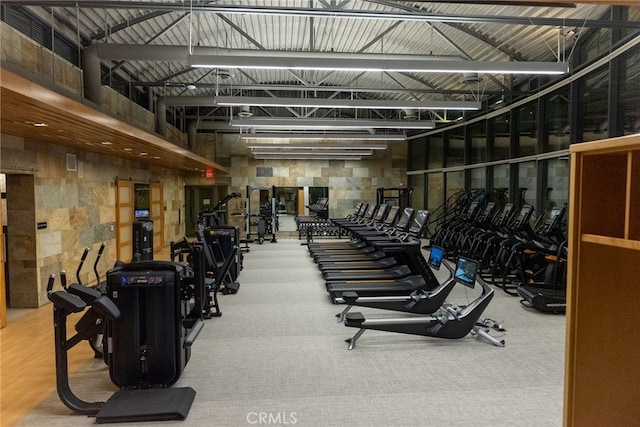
[246,142,387,150]
[251,150,373,156]
[217,96,480,111]
[240,133,404,141]
[190,54,568,75]
[231,118,435,130]
[255,155,364,160]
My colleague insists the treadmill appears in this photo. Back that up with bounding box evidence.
[333,245,456,322]
[325,240,440,302]
[308,206,410,254]
[310,205,390,257]
[322,210,429,282]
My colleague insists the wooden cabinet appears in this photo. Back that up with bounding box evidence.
[564,134,640,426]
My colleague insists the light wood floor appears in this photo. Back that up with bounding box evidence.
[0,307,94,426]
[0,247,171,427]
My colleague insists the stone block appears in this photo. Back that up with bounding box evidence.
[69,207,89,229]
[38,231,62,259]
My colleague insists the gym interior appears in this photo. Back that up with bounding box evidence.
[1,2,639,426]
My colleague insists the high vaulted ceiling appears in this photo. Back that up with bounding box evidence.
[2,1,638,140]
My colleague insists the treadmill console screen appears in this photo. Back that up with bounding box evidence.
[395,208,413,229]
[409,210,429,235]
[454,257,478,289]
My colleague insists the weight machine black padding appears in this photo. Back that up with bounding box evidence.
[106,261,194,389]
[95,387,196,424]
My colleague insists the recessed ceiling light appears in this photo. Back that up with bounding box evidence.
[152,156,161,159]
[101,141,113,145]
[139,152,148,156]
[33,122,48,127]
[123,147,133,151]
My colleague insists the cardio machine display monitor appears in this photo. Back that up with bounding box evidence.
[409,210,429,235]
[135,209,150,220]
[395,208,413,229]
[386,205,400,219]
[454,256,478,289]
[428,246,444,270]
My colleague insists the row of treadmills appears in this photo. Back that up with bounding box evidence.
[307,202,506,350]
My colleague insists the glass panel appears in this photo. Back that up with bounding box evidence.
[120,206,132,223]
[544,158,570,215]
[119,226,132,242]
[470,168,486,191]
[493,164,510,202]
[446,131,465,167]
[492,113,511,161]
[516,102,537,156]
[428,134,444,169]
[426,173,444,237]
[469,121,487,164]
[545,87,570,151]
[518,161,537,209]
[626,6,640,40]
[409,138,427,171]
[578,27,611,65]
[409,174,425,210]
[445,171,465,200]
[580,65,609,142]
[118,185,132,203]
[134,184,150,210]
[621,45,640,136]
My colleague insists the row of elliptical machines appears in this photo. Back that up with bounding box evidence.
[430,190,568,314]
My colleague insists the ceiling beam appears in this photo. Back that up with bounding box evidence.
[10,1,640,29]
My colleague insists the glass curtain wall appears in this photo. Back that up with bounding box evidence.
[492,113,511,160]
[446,130,465,167]
[470,168,486,192]
[410,174,426,210]
[621,45,640,135]
[579,65,610,142]
[406,7,639,224]
[544,157,570,214]
[545,86,571,151]
[469,121,487,164]
[517,161,538,209]
[428,134,444,169]
[426,173,444,237]
[516,103,538,156]
[492,164,510,201]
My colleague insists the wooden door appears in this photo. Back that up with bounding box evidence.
[150,182,163,253]
[1,199,5,328]
[115,179,134,262]
[297,189,305,216]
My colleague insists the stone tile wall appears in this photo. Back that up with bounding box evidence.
[221,134,408,232]
[1,134,188,307]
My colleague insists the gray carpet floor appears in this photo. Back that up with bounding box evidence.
[19,239,566,426]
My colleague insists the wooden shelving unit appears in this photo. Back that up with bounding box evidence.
[564,134,640,426]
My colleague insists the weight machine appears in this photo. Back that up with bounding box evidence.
[245,186,278,244]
